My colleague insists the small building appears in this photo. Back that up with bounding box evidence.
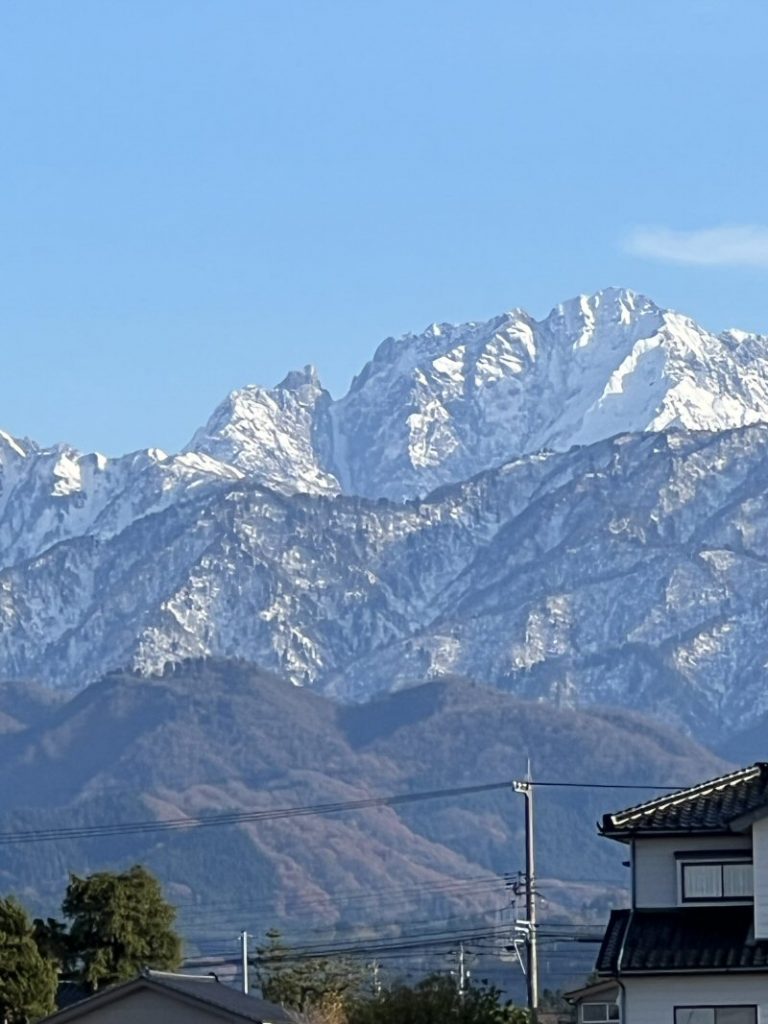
[39,970,299,1024]
[565,979,621,1022]
[582,761,768,1024]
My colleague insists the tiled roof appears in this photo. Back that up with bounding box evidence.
[596,910,631,973]
[600,763,768,838]
[597,908,768,974]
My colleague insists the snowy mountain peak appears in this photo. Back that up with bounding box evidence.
[549,285,654,320]
[277,364,323,393]
[9,288,768,515]
[167,287,768,500]
[184,372,338,495]
[542,288,664,351]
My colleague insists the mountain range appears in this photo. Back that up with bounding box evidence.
[188,286,768,500]
[2,288,768,740]
[4,286,768,985]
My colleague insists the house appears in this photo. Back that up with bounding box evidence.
[573,761,768,1024]
[39,969,299,1024]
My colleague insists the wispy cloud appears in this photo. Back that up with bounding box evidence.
[624,225,768,267]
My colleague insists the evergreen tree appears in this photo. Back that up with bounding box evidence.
[32,916,73,977]
[0,897,57,1023]
[62,865,181,991]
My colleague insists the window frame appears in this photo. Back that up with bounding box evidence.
[676,854,754,905]
[581,1002,620,1023]
[673,1006,757,1024]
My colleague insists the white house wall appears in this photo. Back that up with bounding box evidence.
[753,816,768,939]
[633,836,752,908]
[624,974,768,1024]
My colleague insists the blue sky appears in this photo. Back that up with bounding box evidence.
[2,0,768,454]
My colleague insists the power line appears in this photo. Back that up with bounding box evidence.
[530,780,680,790]
[184,923,512,966]
[175,874,505,916]
[0,781,514,846]
[176,874,616,927]
[181,911,608,965]
[0,777,682,847]
[177,884,507,933]
[181,900,513,949]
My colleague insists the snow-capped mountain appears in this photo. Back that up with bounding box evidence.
[12,286,761,521]
[185,365,340,495]
[0,432,240,569]
[331,288,768,498]
[3,425,768,739]
[180,287,768,500]
[3,288,768,739]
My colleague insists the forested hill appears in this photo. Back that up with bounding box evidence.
[0,660,726,946]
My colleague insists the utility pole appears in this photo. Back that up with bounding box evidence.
[458,942,468,998]
[449,942,470,998]
[513,764,538,1024]
[371,959,382,997]
[240,930,249,995]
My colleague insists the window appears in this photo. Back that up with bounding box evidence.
[723,862,753,897]
[679,859,753,902]
[581,1004,620,1022]
[674,1008,756,1024]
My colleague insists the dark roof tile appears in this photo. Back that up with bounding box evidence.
[596,910,630,974]
[601,763,768,837]
[598,908,768,975]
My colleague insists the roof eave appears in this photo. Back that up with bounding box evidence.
[599,966,768,977]
[598,765,768,840]
[599,826,737,841]
[564,979,620,1004]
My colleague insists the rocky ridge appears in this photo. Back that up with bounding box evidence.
[2,290,768,739]
[180,287,768,501]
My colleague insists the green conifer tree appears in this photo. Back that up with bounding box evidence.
[0,896,57,1023]
[62,865,182,991]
